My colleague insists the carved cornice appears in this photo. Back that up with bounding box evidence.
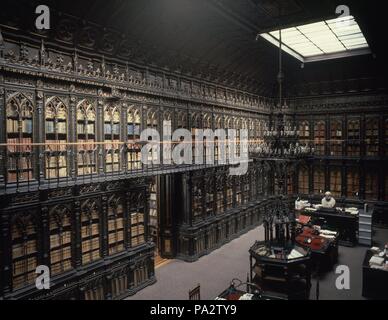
[290,93,388,114]
[0,27,273,115]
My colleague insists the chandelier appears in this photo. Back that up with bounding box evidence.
[251,26,314,160]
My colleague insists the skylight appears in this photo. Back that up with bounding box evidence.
[259,15,371,63]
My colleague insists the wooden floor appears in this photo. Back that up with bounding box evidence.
[154,254,169,268]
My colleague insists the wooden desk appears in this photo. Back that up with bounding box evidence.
[301,208,358,246]
[295,227,339,271]
[249,241,312,300]
[362,250,388,299]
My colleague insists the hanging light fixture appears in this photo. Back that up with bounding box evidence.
[250,4,314,160]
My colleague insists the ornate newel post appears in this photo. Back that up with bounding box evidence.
[36,80,45,183]
[0,79,5,189]
[97,90,104,175]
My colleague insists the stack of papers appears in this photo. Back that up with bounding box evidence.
[239,294,254,300]
[345,207,359,215]
[370,247,381,254]
[320,229,337,235]
[369,256,385,267]
[287,249,304,260]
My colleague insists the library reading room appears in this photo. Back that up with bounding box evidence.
[0,0,387,302]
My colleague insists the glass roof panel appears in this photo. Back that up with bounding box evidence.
[259,15,370,61]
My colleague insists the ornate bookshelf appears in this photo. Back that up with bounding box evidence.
[81,200,101,265]
[6,94,34,183]
[104,106,121,173]
[127,108,142,171]
[107,196,125,255]
[76,101,97,175]
[45,97,68,179]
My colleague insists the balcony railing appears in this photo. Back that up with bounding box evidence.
[1,140,253,193]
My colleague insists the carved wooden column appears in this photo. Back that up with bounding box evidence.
[360,113,366,157]
[124,192,132,250]
[128,264,135,290]
[143,181,150,244]
[325,161,330,193]
[69,86,76,179]
[0,210,12,296]
[182,172,192,226]
[74,200,82,268]
[36,81,45,183]
[341,160,347,198]
[378,115,385,201]
[101,194,108,258]
[97,91,104,175]
[200,172,206,220]
[105,274,113,300]
[309,162,314,195]
[41,206,50,267]
[142,104,147,133]
[121,102,128,173]
[325,115,330,156]
[359,162,366,200]
[159,106,164,167]
[342,114,347,157]
[0,79,5,189]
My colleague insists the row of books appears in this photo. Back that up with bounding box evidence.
[7,119,33,134]
[81,224,99,237]
[108,219,124,230]
[131,226,145,237]
[46,155,67,167]
[131,212,144,220]
[128,152,142,160]
[50,233,71,248]
[45,168,67,178]
[108,233,124,244]
[13,273,36,289]
[106,164,120,172]
[106,152,120,161]
[128,163,142,170]
[8,156,32,170]
[82,250,101,265]
[78,139,97,151]
[13,257,37,276]
[8,171,33,183]
[12,241,37,259]
[149,180,158,229]
[109,244,125,256]
[81,238,100,252]
[104,123,120,135]
[7,138,33,152]
[51,261,72,276]
[131,236,145,247]
[127,124,141,136]
[50,247,71,263]
[46,121,67,134]
[46,140,68,151]
[77,123,96,135]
